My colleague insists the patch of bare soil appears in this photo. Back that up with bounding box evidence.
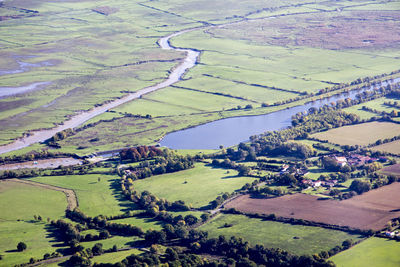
[226,183,400,230]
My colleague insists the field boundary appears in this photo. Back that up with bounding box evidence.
[6,178,78,210]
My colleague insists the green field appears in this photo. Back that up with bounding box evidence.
[92,249,142,264]
[199,214,364,255]
[331,237,400,267]
[81,236,142,251]
[0,180,67,266]
[343,97,400,120]
[110,216,163,231]
[132,163,254,208]
[311,122,400,146]
[28,174,131,217]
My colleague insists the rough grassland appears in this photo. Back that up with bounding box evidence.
[311,122,400,146]
[331,237,400,267]
[29,174,133,217]
[199,214,364,255]
[226,183,400,230]
[0,180,67,266]
[371,140,400,155]
[132,163,254,208]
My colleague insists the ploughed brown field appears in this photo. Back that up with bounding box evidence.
[380,163,400,177]
[226,183,400,230]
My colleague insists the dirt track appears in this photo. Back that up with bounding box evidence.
[0,157,82,170]
[8,178,77,210]
[226,183,400,230]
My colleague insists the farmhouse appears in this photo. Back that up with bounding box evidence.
[333,156,347,166]
[302,179,322,188]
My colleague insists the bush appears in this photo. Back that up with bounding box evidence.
[17,242,27,252]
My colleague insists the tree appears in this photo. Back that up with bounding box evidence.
[165,247,179,261]
[184,215,198,226]
[92,243,104,256]
[200,213,210,222]
[17,242,27,252]
[349,180,371,194]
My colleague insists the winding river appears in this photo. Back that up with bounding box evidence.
[0,23,398,155]
[0,29,200,155]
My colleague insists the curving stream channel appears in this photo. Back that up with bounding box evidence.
[0,23,398,155]
[0,28,201,155]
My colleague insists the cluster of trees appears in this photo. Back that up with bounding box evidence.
[316,70,400,95]
[193,233,334,267]
[210,159,251,177]
[122,186,192,213]
[119,146,163,162]
[66,209,145,237]
[93,248,214,267]
[66,243,119,266]
[209,192,232,209]
[120,153,193,180]
[242,110,361,160]
[361,106,399,118]
[46,128,75,147]
[321,156,352,172]
[0,150,75,165]
[349,180,371,195]
[370,134,400,149]
[252,185,286,197]
[0,161,113,180]
[51,219,111,247]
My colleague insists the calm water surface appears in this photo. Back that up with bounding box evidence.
[160,79,399,149]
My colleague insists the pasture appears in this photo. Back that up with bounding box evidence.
[311,122,400,146]
[199,214,364,255]
[226,183,400,230]
[28,174,132,217]
[371,140,400,155]
[92,249,142,264]
[110,216,163,231]
[132,163,254,208]
[331,237,400,267]
[0,180,67,266]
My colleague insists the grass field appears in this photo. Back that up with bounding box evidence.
[132,163,254,208]
[311,122,400,146]
[81,236,142,251]
[110,216,163,231]
[342,105,376,120]
[343,97,400,120]
[28,174,132,217]
[199,214,364,255]
[92,249,142,264]
[0,180,67,266]
[331,237,400,267]
[371,139,400,155]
